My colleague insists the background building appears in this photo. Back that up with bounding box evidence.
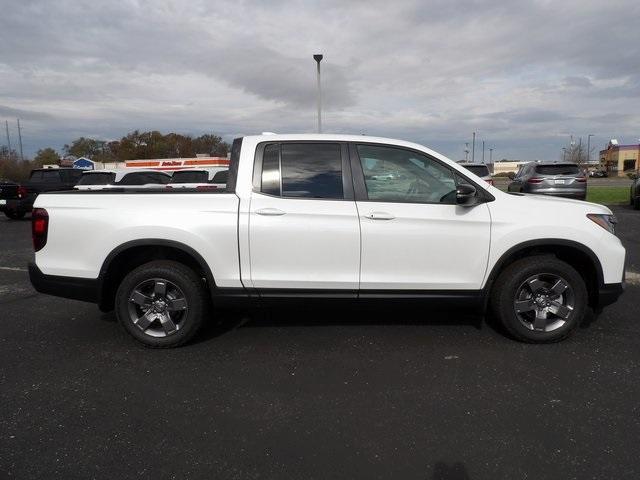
[600,140,640,176]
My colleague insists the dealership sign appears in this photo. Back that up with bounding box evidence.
[72,157,95,170]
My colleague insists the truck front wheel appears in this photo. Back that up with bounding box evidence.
[490,256,587,343]
[115,260,207,348]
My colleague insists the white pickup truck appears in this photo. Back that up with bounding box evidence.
[29,134,625,347]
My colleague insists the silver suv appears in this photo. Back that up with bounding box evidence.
[508,162,587,200]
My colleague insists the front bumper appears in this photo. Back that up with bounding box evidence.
[29,262,100,304]
[597,282,624,308]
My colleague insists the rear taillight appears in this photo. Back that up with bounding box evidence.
[576,177,587,183]
[17,186,28,199]
[32,208,49,252]
[196,185,218,191]
[527,178,544,184]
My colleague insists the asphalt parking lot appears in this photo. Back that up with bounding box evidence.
[1,206,640,480]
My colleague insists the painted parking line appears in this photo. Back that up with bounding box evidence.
[0,266,27,272]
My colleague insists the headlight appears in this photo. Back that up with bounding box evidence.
[587,213,617,235]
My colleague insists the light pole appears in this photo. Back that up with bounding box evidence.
[472,132,476,163]
[313,54,323,133]
[587,134,594,163]
[562,147,567,161]
[482,140,485,163]
[489,148,493,164]
[464,142,469,161]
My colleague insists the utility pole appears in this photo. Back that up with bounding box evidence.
[5,121,11,158]
[472,132,476,163]
[17,119,24,161]
[313,54,323,133]
[482,140,485,163]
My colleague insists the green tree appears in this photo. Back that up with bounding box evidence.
[34,147,60,165]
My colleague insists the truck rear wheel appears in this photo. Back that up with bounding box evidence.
[115,260,207,348]
[490,256,587,343]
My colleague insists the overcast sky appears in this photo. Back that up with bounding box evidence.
[1,0,639,160]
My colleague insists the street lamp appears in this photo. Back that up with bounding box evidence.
[313,54,323,133]
[489,148,493,164]
[562,147,567,161]
[472,132,476,163]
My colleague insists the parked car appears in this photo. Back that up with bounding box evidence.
[589,170,608,178]
[29,134,624,347]
[507,162,587,200]
[629,175,640,209]
[458,163,494,185]
[166,168,228,190]
[0,178,19,217]
[4,168,84,220]
[74,170,172,190]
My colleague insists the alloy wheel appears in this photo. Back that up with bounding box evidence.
[513,273,575,332]
[127,278,188,337]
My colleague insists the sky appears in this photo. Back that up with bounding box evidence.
[1,0,639,161]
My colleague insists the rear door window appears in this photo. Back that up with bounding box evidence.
[42,170,61,183]
[461,165,490,177]
[281,143,343,199]
[535,164,581,176]
[170,171,208,184]
[77,172,116,185]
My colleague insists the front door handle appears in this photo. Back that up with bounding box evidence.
[255,207,286,216]
[364,211,395,220]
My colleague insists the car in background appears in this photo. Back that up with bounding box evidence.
[628,175,640,210]
[166,168,228,190]
[589,170,608,178]
[75,170,172,190]
[3,168,84,220]
[458,163,494,185]
[0,178,19,217]
[507,162,587,200]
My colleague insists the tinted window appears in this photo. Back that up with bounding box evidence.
[170,171,208,184]
[118,172,170,185]
[261,144,281,196]
[77,172,116,185]
[461,164,490,177]
[59,169,84,183]
[42,170,61,183]
[212,170,228,184]
[357,144,457,204]
[280,143,342,199]
[535,164,580,176]
[29,171,43,181]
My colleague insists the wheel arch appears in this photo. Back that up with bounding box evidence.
[485,239,604,308]
[98,239,215,312]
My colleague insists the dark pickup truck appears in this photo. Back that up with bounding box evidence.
[3,168,84,220]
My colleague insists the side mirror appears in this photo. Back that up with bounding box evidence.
[456,184,478,206]
[507,172,516,180]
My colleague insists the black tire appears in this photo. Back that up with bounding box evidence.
[4,210,25,220]
[634,197,640,210]
[490,256,587,343]
[115,260,207,348]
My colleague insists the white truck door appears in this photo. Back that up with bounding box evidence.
[248,142,360,290]
[352,143,491,290]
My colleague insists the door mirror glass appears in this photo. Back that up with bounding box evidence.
[456,184,477,206]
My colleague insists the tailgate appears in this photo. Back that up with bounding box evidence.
[0,184,19,201]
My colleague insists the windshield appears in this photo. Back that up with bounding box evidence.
[77,172,116,185]
[535,164,581,176]
[169,171,208,184]
[461,165,490,177]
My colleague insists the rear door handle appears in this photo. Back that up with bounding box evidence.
[255,207,286,216]
[364,211,395,220]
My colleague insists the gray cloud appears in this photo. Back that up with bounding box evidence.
[0,0,639,160]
